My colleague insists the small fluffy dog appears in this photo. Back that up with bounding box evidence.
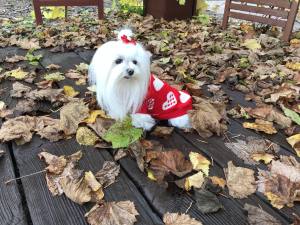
[88,29,192,130]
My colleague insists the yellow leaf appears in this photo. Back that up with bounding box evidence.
[63,85,79,97]
[240,23,254,33]
[189,152,210,176]
[5,68,29,80]
[44,72,65,81]
[185,171,204,191]
[242,39,261,50]
[265,192,284,209]
[147,170,156,181]
[84,110,110,124]
[286,134,300,157]
[76,127,99,146]
[285,62,300,71]
[209,176,226,188]
[290,38,300,45]
[243,120,277,134]
[251,153,274,164]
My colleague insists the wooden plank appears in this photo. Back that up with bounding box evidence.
[116,132,290,225]
[229,11,286,27]
[230,2,289,18]
[12,137,163,225]
[282,0,300,41]
[38,0,101,6]
[222,0,232,28]
[0,143,28,225]
[234,0,291,9]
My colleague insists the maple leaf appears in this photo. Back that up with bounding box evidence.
[243,119,277,134]
[103,117,143,148]
[59,100,89,135]
[163,212,203,225]
[188,97,227,138]
[257,156,300,208]
[189,152,210,175]
[286,134,300,157]
[244,203,281,225]
[224,161,256,198]
[95,161,120,188]
[146,149,192,182]
[85,201,139,225]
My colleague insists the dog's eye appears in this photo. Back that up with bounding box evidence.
[132,60,137,65]
[115,58,123,64]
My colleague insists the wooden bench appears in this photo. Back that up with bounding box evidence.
[222,0,300,41]
[32,0,104,25]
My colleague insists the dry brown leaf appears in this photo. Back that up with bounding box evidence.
[146,149,193,182]
[243,119,277,134]
[286,134,300,157]
[189,152,210,175]
[27,88,67,103]
[15,99,37,113]
[5,55,26,63]
[151,126,174,138]
[46,64,61,70]
[38,152,67,174]
[163,212,203,225]
[128,141,146,172]
[35,116,64,142]
[95,161,120,188]
[225,161,256,198]
[257,156,300,208]
[60,100,89,135]
[188,97,227,138]
[245,105,292,129]
[85,201,139,225]
[76,127,99,146]
[87,117,114,138]
[209,176,226,188]
[0,101,13,118]
[244,203,281,225]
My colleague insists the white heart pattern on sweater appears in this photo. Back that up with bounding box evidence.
[153,76,164,91]
[162,91,177,110]
[179,91,191,103]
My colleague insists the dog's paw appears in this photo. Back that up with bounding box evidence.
[168,114,191,129]
[131,113,156,131]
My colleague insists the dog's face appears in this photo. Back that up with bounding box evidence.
[104,41,151,85]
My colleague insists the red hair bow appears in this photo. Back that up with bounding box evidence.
[121,35,136,45]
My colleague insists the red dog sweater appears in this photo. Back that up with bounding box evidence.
[138,75,193,120]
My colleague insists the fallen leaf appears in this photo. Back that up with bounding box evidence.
[114,149,128,161]
[0,101,13,118]
[188,97,227,138]
[76,127,99,146]
[251,153,274,164]
[281,105,300,126]
[60,100,89,135]
[175,171,204,191]
[225,161,256,198]
[63,85,79,97]
[189,152,210,175]
[44,72,65,81]
[286,134,300,157]
[5,68,29,80]
[35,116,64,142]
[242,39,261,50]
[15,99,37,113]
[243,119,277,134]
[151,126,174,138]
[209,176,226,188]
[286,62,300,71]
[84,110,110,124]
[46,64,61,70]
[194,189,223,214]
[244,203,281,225]
[27,88,67,103]
[38,151,67,174]
[88,117,115,138]
[10,82,32,98]
[103,117,143,148]
[146,149,192,182]
[163,213,203,225]
[257,156,300,208]
[95,161,120,188]
[5,55,26,63]
[128,141,146,172]
[85,201,139,225]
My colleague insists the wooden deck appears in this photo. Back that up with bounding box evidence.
[0,46,299,225]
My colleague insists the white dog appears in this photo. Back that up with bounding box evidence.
[88,29,192,131]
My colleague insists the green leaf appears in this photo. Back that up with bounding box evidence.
[281,106,300,125]
[103,117,143,148]
[44,72,65,81]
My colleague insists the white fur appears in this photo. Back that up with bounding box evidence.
[89,28,191,130]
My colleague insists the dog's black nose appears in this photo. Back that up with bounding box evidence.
[127,69,134,76]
